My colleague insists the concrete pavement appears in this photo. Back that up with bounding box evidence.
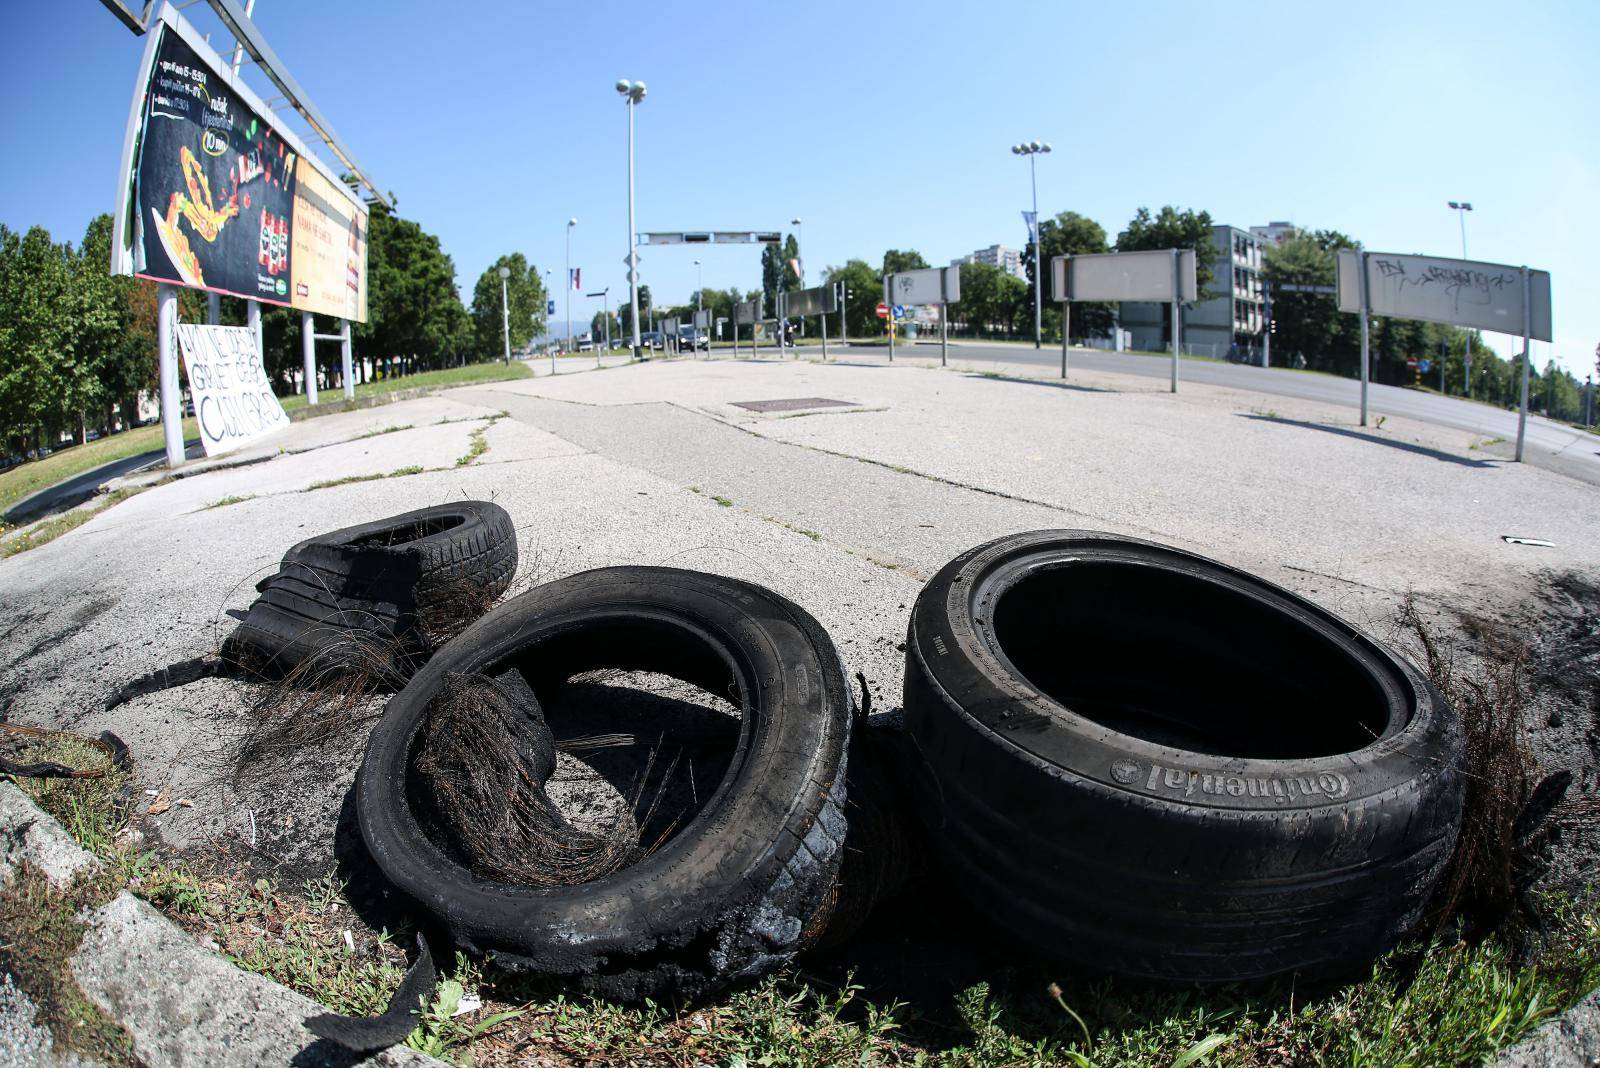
[826,340,1600,485]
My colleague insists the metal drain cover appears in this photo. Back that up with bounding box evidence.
[731,397,856,413]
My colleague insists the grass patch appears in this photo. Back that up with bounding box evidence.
[280,363,532,415]
[0,418,196,516]
[454,415,503,467]
[206,494,256,510]
[1470,436,1507,451]
[355,424,413,440]
[712,495,734,507]
[304,465,428,492]
[0,486,148,560]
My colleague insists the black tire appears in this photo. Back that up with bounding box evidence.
[903,530,1464,983]
[356,566,855,1001]
[281,501,517,612]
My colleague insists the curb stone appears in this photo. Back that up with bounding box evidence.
[0,783,444,1068]
[0,782,100,890]
[72,893,444,1068]
[1490,984,1600,1067]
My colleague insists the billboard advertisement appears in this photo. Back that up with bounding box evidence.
[1052,250,1199,304]
[113,9,368,321]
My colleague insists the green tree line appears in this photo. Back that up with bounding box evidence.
[0,205,552,461]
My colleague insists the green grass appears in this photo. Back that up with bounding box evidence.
[712,495,734,507]
[12,731,1600,1068]
[355,424,414,440]
[206,494,256,509]
[0,418,195,516]
[454,415,503,467]
[0,487,149,559]
[304,465,427,492]
[279,362,533,414]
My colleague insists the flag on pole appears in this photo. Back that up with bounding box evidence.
[569,268,581,291]
[1021,211,1038,243]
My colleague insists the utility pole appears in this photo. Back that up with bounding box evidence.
[565,217,576,360]
[498,266,511,365]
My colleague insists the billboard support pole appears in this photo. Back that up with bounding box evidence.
[340,319,354,401]
[1062,299,1070,379]
[301,311,318,406]
[886,278,895,362]
[1515,266,1531,462]
[157,283,184,468]
[246,299,261,362]
[1169,249,1180,393]
[1358,251,1370,427]
[820,306,828,361]
[207,293,220,326]
[838,281,847,345]
[940,302,948,367]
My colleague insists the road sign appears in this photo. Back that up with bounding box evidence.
[547,300,556,315]
[875,302,888,319]
[1419,358,1433,374]
[892,305,906,320]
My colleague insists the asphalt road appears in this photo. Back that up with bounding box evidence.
[3,439,202,524]
[831,341,1600,485]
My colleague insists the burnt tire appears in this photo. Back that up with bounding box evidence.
[223,502,516,677]
[279,501,517,613]
[903,530,1464,984]
[356,566,854,1002]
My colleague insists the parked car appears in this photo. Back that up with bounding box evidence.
[637,331,664,353]
[678,325,709,351]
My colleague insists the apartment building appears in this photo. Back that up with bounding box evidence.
[1119,225,1265,355]
[950,244,1024,280]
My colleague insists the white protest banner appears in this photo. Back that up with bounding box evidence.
[175,324,291,456]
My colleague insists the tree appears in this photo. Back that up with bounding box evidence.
[74,214,156,430]
[825,260,883,339]
[469,253,546,360]
[1115,206,1217,292]
[781,234,802,291]
[1034,211,1112,341]
[0,224,76,453]
[760,243,783,316]
[954,261,1028,338]
[881,249,927,276]
[358,203,471,374]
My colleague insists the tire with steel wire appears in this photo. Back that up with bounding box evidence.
[356,566,856,1002]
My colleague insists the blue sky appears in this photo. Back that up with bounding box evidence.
[2,0,1595,374]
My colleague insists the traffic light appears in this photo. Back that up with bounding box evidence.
[1269,319,1276,335]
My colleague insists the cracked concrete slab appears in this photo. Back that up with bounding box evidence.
[0,782,100,890]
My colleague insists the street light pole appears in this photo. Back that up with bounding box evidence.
[586,288,609,367]
[617,79,646,359]
[1012,141,1051,349]
[498,266,511,365]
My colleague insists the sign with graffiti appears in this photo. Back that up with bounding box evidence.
[175,324,290,456]
[1336,250,1550,341]
[113,11,368,321]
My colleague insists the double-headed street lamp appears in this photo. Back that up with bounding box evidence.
[497,266,511,364]
[616,78,647,358]
[1448,200,1474,396]
[693,258,703,334]
[1012,141,1051,349]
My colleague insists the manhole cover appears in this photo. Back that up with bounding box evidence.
[731,397,856,413]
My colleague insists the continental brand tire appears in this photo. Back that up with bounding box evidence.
[903,530,1464,983]
[357,566,854,1001]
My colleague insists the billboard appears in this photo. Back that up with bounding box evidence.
[885,267,960,306]
[780,284,837,318]
[1051,250,1199,303]
[112,8,368,321]
[1335,250,1550,341]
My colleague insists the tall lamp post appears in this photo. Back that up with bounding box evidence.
[1449,200,1474,396]
[565,217,576,358]
[498,266,511,364]
[616,79,647,359]
[586,288,610,366]
[790,217,804,285]
[693,259,703,346]
[1012,142,1051,349]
